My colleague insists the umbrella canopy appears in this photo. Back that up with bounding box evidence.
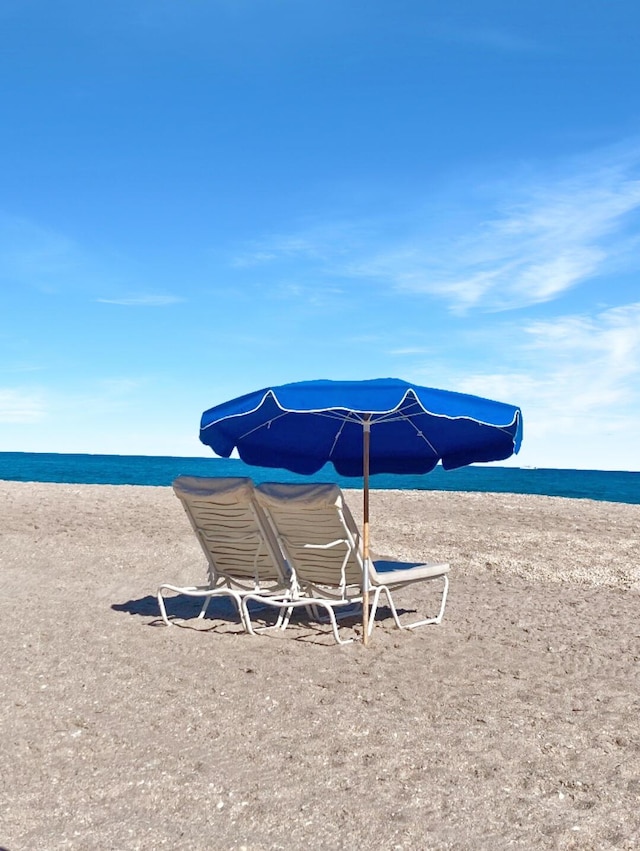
[200,378,522,645]
[200,378,523,475]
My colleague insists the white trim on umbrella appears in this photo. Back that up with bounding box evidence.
[200,387,521,433]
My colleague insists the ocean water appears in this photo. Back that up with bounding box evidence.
[1,451,639,505]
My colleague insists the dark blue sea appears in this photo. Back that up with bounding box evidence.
[1,452,639,504]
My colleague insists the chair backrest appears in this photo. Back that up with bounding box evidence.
[255,482,365,595]
[172,475,288,590]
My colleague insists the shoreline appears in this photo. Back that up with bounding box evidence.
[2,454,640,506]
[2,481,639,848]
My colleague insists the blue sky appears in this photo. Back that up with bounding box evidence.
[2,0,640,470]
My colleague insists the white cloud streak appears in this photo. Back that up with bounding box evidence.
[234,142,640,314]
[96,295,184,306]
[352,156,640,312]
[389,347,434,356]
[0,389,46,423]
[447,302,640,469]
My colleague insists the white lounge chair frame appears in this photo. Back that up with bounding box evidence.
[157,476,294,630]
[241,483,449,645]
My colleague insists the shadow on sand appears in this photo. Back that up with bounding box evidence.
[112,593,405,639]
[111,593,244,628]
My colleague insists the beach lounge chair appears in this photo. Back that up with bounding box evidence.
[241,482,450,645]
[157,476,293,630]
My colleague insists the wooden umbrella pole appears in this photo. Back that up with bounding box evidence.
[362,416,371,646]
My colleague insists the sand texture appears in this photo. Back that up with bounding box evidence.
[1,480,640,850]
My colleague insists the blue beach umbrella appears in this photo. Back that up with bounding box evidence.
[200,378,523,643]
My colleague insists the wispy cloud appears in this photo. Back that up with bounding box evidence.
[388,347,434,356]
[232,221,368,269]
[351,150,640,312]
[0,389,46,423]
[394,301,640,468]
[453,302,640,443]
[521,303,640,418]
[96,295,184,306]
[233,142,640,314]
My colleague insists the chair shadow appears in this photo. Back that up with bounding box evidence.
[111,594,246,631]
[111,594,414,639]
[244,602,409,643]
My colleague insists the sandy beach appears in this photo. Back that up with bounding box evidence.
[1,480,639,850]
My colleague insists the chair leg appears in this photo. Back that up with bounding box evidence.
[385,575,450,631]
[157,587,172,626]
[276,601,294,630]
[314,601,355,645]
[366,587,386,636]
[157,584,210,626]
[249,595,294,633]
[198,597,211,619]
[156,585,248,630]
[433,574,449,624]
[228,591,250,630]
[241,595,359,645]
[241,594,289,636]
